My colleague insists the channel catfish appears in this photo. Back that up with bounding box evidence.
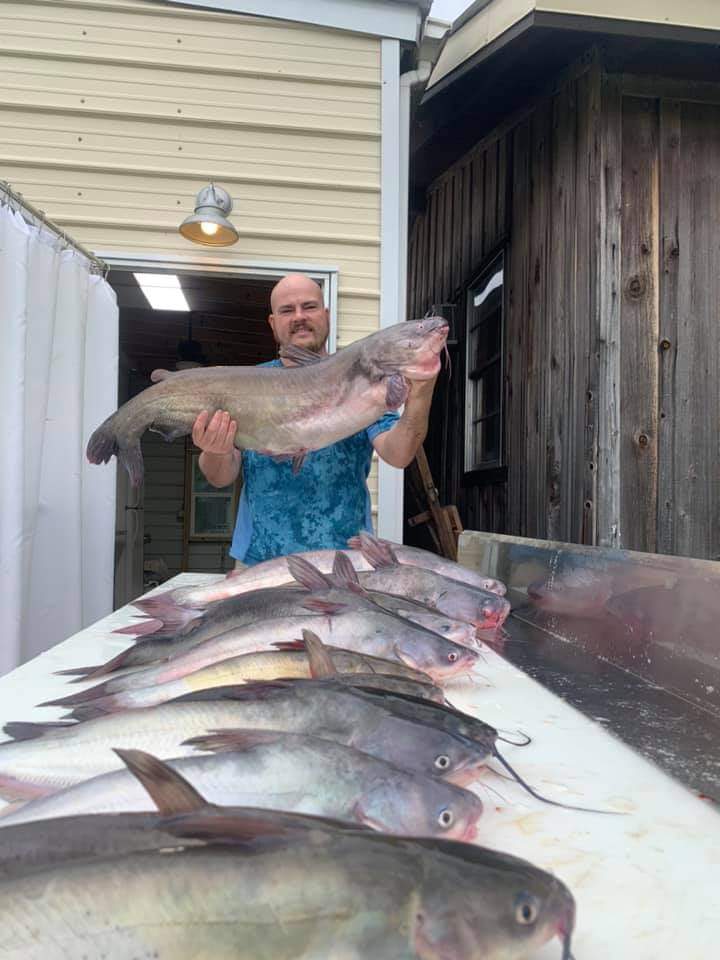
[131,542,506,629]
[0,752,576,960]
[0,731,483,841]
[46,635,444,717]
[63,559,479,686]
[86,317,448,486]
[0,682,492,800]
[355,532,511,631]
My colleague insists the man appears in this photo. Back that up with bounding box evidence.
[193,273,438,566]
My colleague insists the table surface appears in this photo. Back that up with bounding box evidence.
[1,573,719,960]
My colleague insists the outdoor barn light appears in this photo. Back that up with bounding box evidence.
[179,184,239,246]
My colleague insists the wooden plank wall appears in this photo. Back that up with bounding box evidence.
[409,60,720,559]
[409,60,602,545]
[620,91,720,558]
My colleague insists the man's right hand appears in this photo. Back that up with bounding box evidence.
[192,410,238,455]
[193,411,241,488]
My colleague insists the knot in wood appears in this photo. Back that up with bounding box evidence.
[637,432,649,448]
[659,337,672,351]
[626,275,646,300]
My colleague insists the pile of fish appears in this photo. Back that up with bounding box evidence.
[0,532,587,959]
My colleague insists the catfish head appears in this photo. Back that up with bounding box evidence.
[358,317,449,384]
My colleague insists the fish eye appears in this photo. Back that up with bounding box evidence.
[514,893,540,926]
[434,754,450,770]
[437,809,453,828]
[448,651,458,662]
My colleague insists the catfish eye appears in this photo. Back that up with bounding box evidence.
[434,754,450,770]
[448,651,458,662]
[437,809,453,828]
[514,893,540,926]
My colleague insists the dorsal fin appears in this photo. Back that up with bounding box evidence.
[331,553,366,596]
[182,728,287,755]
[287,555,333,592]
[3,721,76,741]
[302,629,338,678]
[278,344,324,366]
[150,368,176,383]
[358,532,399,570]
[115,748,209,816]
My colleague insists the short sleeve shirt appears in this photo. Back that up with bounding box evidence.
[229,359,399,565]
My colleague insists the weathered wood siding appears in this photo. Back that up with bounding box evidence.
[619,90,720,558]
[409,60,602,546]
[409,57,720,559]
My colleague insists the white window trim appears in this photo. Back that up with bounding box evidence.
[95,251,339,353]
[160,0,423,42]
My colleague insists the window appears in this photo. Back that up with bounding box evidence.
[465,254,504,472]
[185,448,240,541]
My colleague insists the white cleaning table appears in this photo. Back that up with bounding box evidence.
[1,573,718,960]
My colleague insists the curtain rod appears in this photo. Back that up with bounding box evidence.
[0,180,109,276]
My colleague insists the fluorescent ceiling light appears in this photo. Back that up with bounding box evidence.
[134,273,190,311]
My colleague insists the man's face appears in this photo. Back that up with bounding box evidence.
[268,277,330,354]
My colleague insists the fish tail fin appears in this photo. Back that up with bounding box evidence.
[130,596,202,634]
[86,416,144,486]
[38,678,113,708]
[70,646,140,681]
[112,618,166,638]
[66,696,125,721]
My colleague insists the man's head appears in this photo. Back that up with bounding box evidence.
[268,274,330,355]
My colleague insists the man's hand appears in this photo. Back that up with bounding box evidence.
[193,410,241,488]
[193,410,237,455]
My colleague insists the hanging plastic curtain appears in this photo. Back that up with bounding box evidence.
[0,194,119,673]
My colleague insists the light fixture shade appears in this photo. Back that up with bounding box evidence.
[179,184,239,246]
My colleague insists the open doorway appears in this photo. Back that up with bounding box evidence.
[107,266,326,608]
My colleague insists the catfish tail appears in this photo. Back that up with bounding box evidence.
[86,415,144,487]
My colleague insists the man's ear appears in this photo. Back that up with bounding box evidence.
[268,312,278,341]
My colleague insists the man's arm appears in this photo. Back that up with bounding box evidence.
[193,410,241,488]
[372,376,438,469]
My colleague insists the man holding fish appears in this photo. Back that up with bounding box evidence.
[192,273,442,566]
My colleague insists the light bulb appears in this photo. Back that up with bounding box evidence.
[200,221,220,236]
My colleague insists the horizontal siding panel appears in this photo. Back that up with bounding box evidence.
[0,2,381,85]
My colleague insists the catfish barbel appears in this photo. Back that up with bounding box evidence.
[87,317,448,485]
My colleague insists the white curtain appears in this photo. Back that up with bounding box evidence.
[0,201,119,674]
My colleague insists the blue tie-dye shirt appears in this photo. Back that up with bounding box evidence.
[229,359,399,565]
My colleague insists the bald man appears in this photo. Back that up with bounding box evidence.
[193,273,438,566]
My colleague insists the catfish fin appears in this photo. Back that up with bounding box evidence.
[302,629,338,678]
[272,639,306,651]
[287,555,333,592]
[301,598,347,616]
[3,721,76,741]
[149,425,186,443]
[115,749,210,816]
[385,373,409,409]
[150,368,176,382]
[331,552,365,595]
[358,532,399,569]
[291,451,308,474]
[170,681,292,707]
[181,728,286,755]
[278,344,325,366]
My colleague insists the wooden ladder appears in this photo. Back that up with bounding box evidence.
[406,445,463,560]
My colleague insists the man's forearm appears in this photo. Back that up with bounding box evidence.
[198,449,241,488]
[373,378,436,469]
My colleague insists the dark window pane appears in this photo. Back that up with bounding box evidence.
[194,496,233,536]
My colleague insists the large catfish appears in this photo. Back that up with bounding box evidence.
[0,752,576,960]
[87,317,448,485]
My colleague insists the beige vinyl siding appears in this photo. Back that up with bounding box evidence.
[0,0,384,511]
